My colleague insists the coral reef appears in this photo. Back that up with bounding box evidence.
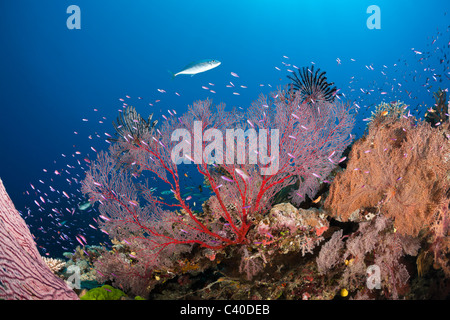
[367,100,408,125]
[63,245,103,283]
[81,88,354,289]
[87,203,334,299]
[76,85,450,300]
[322,101,450,298]
[2,68,448,300]
[93,245,161,298]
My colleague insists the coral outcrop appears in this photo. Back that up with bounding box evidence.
[325,112,450,237]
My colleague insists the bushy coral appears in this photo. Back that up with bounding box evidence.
[323,106,450,289]
[316,229,344,275]
[317,215,420,299]
[93,237,215,298]
[93,249,157,298]
[75,88,448,299]
[325,111,450,238]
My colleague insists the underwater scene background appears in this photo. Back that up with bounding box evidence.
[0,0,449,301]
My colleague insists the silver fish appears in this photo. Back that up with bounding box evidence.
[78,201,92,211]
[169,59,221,78]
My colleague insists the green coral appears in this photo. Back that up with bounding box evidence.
[80,284,126,300]
[370,100,408,122]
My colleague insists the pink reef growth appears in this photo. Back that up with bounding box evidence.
[247,91,354,205]
[81,88,354,287]
[0,178,78,300]
[316,215,420,299]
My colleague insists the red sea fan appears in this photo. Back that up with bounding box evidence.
[247,89,355,205]
[82,89,354,276]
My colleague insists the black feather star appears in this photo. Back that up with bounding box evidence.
[107,106,159,174]
[109,106,158,144]
[287,65,337,103]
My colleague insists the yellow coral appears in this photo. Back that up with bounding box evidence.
[178,259,200,273]
[369,100,408,124]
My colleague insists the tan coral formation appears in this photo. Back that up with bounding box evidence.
[41,257,66,274]
[325,113,450,237]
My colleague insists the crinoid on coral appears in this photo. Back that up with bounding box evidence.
[109,106,158,144]
[108,106,158,173]
[425,88,449,126]
[286,65,337,103]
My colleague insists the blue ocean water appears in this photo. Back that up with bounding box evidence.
[0,0,449,258]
